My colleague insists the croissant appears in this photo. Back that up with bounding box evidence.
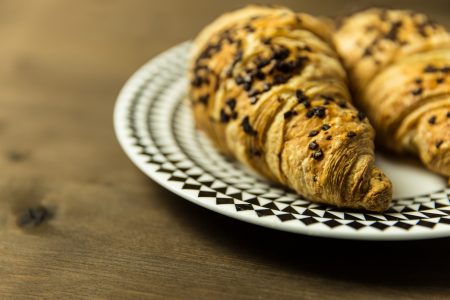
[334,8,450,179]
[188,5,392,212]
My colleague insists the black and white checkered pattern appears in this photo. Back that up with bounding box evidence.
[114,42,450,240]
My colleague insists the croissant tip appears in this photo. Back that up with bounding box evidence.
[358,167,393,212]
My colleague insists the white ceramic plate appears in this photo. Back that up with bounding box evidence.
[114,42,450,240]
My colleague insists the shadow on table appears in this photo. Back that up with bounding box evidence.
[153,180,450,289]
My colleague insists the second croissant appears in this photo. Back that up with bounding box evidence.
[334,8,450,180]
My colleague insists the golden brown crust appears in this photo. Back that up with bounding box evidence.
[334,8,450,93]
[334,8,450,178]
[188,5,392,212]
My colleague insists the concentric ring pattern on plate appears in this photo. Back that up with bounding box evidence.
[114,41,450,240]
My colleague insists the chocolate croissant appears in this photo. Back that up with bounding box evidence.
[188,5,392,212]
[334,8,450,179]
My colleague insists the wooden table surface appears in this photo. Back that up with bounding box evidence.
[1,1,450,299]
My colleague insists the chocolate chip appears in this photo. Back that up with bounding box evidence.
[362,47,373,57]
[262,38,272,45]
[417,23,429,38]
[287,56,308,73]
[322,95,334,102]
[255,71,265,80]
[294,57,307,70]
[276,61,294,73]
[306,106,326,119]
[241,116,257,136]
[347,131,357,138]
[284,110,297,120]
[220,109,230,123]
[385,21,403,41]
[198,95,209,105]
[273,75,288,85]
[309,141,319,150]
[306,109,315,118]
[312,149,324,160]
[191,76,203,87]
[224,36,234,44]
[447,112,450,118]
[296,89,308,102]
[295,89,306,100]
[338,101,347,108]
[234,49,243,62]
[314,106,326,118]
[295,56,309,66]
[412,87,423,96]
[415,78,423,84]
[326,135,332,140]
[436,140,443,149]
[442,66,450,73]
[244,25,255,33]
[235,76,245,85]
[424,65,439,73]
[273,47,290,60]
[308,130,319,137]
[226,98,237,110]
[256,59,270,69]
[243,82,252,91]
[196,47,211,61]
[436,77,445,84]
[231,111,238,119]
[428,115,436,124]
[322,124,331,131]
[357,111,366,121]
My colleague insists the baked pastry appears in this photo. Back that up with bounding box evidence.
[334,8,450,179]
[188,5,392,212]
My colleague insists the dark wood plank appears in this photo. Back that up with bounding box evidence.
[0,0,449,299]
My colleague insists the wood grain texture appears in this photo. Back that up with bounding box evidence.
[0,0,449,299]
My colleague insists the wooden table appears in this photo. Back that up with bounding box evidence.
[1,1,449,299]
